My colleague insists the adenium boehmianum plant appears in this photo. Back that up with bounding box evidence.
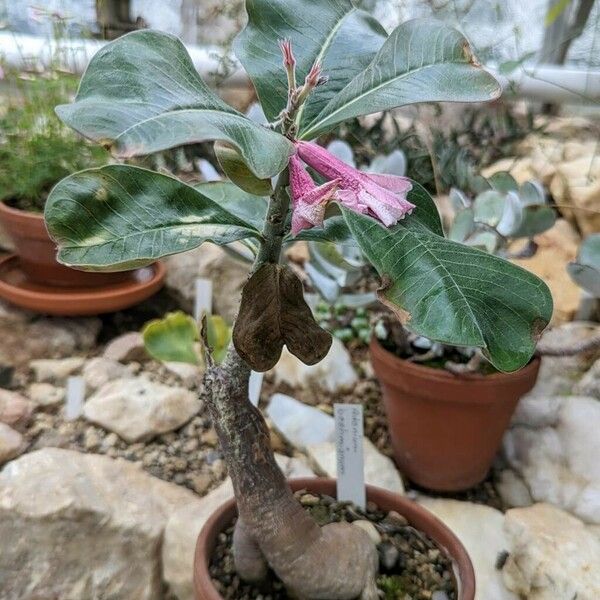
[45,2,553,598]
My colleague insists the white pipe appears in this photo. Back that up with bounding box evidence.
[2,32,600,103]
[491,64,600,104]
[0,31,247,86]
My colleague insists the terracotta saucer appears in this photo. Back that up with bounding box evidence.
[0,255,166,316]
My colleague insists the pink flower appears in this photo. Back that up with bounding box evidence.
[295,141,415,227]
[289,155,339,236]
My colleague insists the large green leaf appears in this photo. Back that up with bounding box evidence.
[45,165,262,271]
[195,181,269,230]
[301,19,502,139]
[343,209,552,372]
[235,0,387,128]
[57,29,293,178]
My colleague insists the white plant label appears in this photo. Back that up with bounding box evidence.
[194,278,213,321]
[248,370,264,407]
[334,403,365,509]
[65,376,86,421]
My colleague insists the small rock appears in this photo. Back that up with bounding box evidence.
[271,338,358,393]
[307,439,404,495]
[0,389,34,431]
[84,377,201,443]
[103,332,147,362]
[83,427,102,451]
[0,423,23,465]
[82,357,132,391]
[200,429,218,448]
[496,470,533,509]
[379,541,400,569]
[103,432,119,448]
[352,519,381,545]
[267,393,335,450]
[188,473,213,496]
[30,357,85,383]
[27,383,66,407]
[379,510,409,533]
[299,493,320,506]
[503,503,600,600]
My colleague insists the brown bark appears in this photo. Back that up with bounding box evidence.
[201,347,378,599]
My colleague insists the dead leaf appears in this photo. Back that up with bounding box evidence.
[233,264,332,371]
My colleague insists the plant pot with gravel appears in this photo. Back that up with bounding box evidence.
[44,3,553,598]
[195,478,475,600]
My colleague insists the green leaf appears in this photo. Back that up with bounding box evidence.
[300,19,501,139]
[204,315,232,364]
[143,312,200,365]
[214,142,273,196]
[545,0,572,26]
[488,171,518,193]
[45,165,262,271]
[56,29,293,179]
[194,181,269,230]
[235,0,387,127]
[343,209,553,372]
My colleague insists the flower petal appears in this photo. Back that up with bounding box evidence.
[367,173,413,194]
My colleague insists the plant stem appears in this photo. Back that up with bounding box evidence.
[199,170,379,599]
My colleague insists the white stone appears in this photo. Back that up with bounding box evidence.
[82,357,132,391]
[162,455,314,600]
[29,357,85,383]
[307,439,404,495]
[0,423,23,465]
[267,393,335,450]
[503,503,600,600]
[575,357,600,399]
[496,470,533,509]
[417,498,517,600]
[271,338,358,393]
[103,332,146,362]
[84,377,201,443]
[503,395,600,524]
[27,383,66,407]
[525,322,600,398]
[352,520,381,545]
[0,448,198,600]
[164,361,202,387]
[0,389,34,431]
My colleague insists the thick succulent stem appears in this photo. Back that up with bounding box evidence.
[199,172,379,599]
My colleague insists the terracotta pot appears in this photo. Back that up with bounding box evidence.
[0,201,128,287]
[194,477,475,600]
[370,337,540,491]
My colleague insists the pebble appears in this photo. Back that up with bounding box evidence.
[352,519,382,545]
[27,383,65,407]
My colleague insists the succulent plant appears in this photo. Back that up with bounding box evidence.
[448,171,556,255]
[568,234,600,298]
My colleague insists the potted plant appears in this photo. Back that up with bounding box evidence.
[0,71,165,314]
[44,3,552,598]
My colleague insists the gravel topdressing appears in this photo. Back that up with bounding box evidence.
[209,490,457,600]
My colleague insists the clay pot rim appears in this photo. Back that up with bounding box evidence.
[0,199,45,223]
[193,477,475,600]
[370,335,540,385]
[0,254,166,304]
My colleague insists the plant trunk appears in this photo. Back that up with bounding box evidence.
[202,349,378,599]
[198,174,378,599]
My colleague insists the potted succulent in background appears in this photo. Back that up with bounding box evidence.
[44,2,552,598]
[0,72,166,315]
[568,233,600,320]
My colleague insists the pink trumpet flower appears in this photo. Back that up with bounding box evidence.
[289,155,339,236]
[295,141,415,227]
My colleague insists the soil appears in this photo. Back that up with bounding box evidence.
[209,490,457,600]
